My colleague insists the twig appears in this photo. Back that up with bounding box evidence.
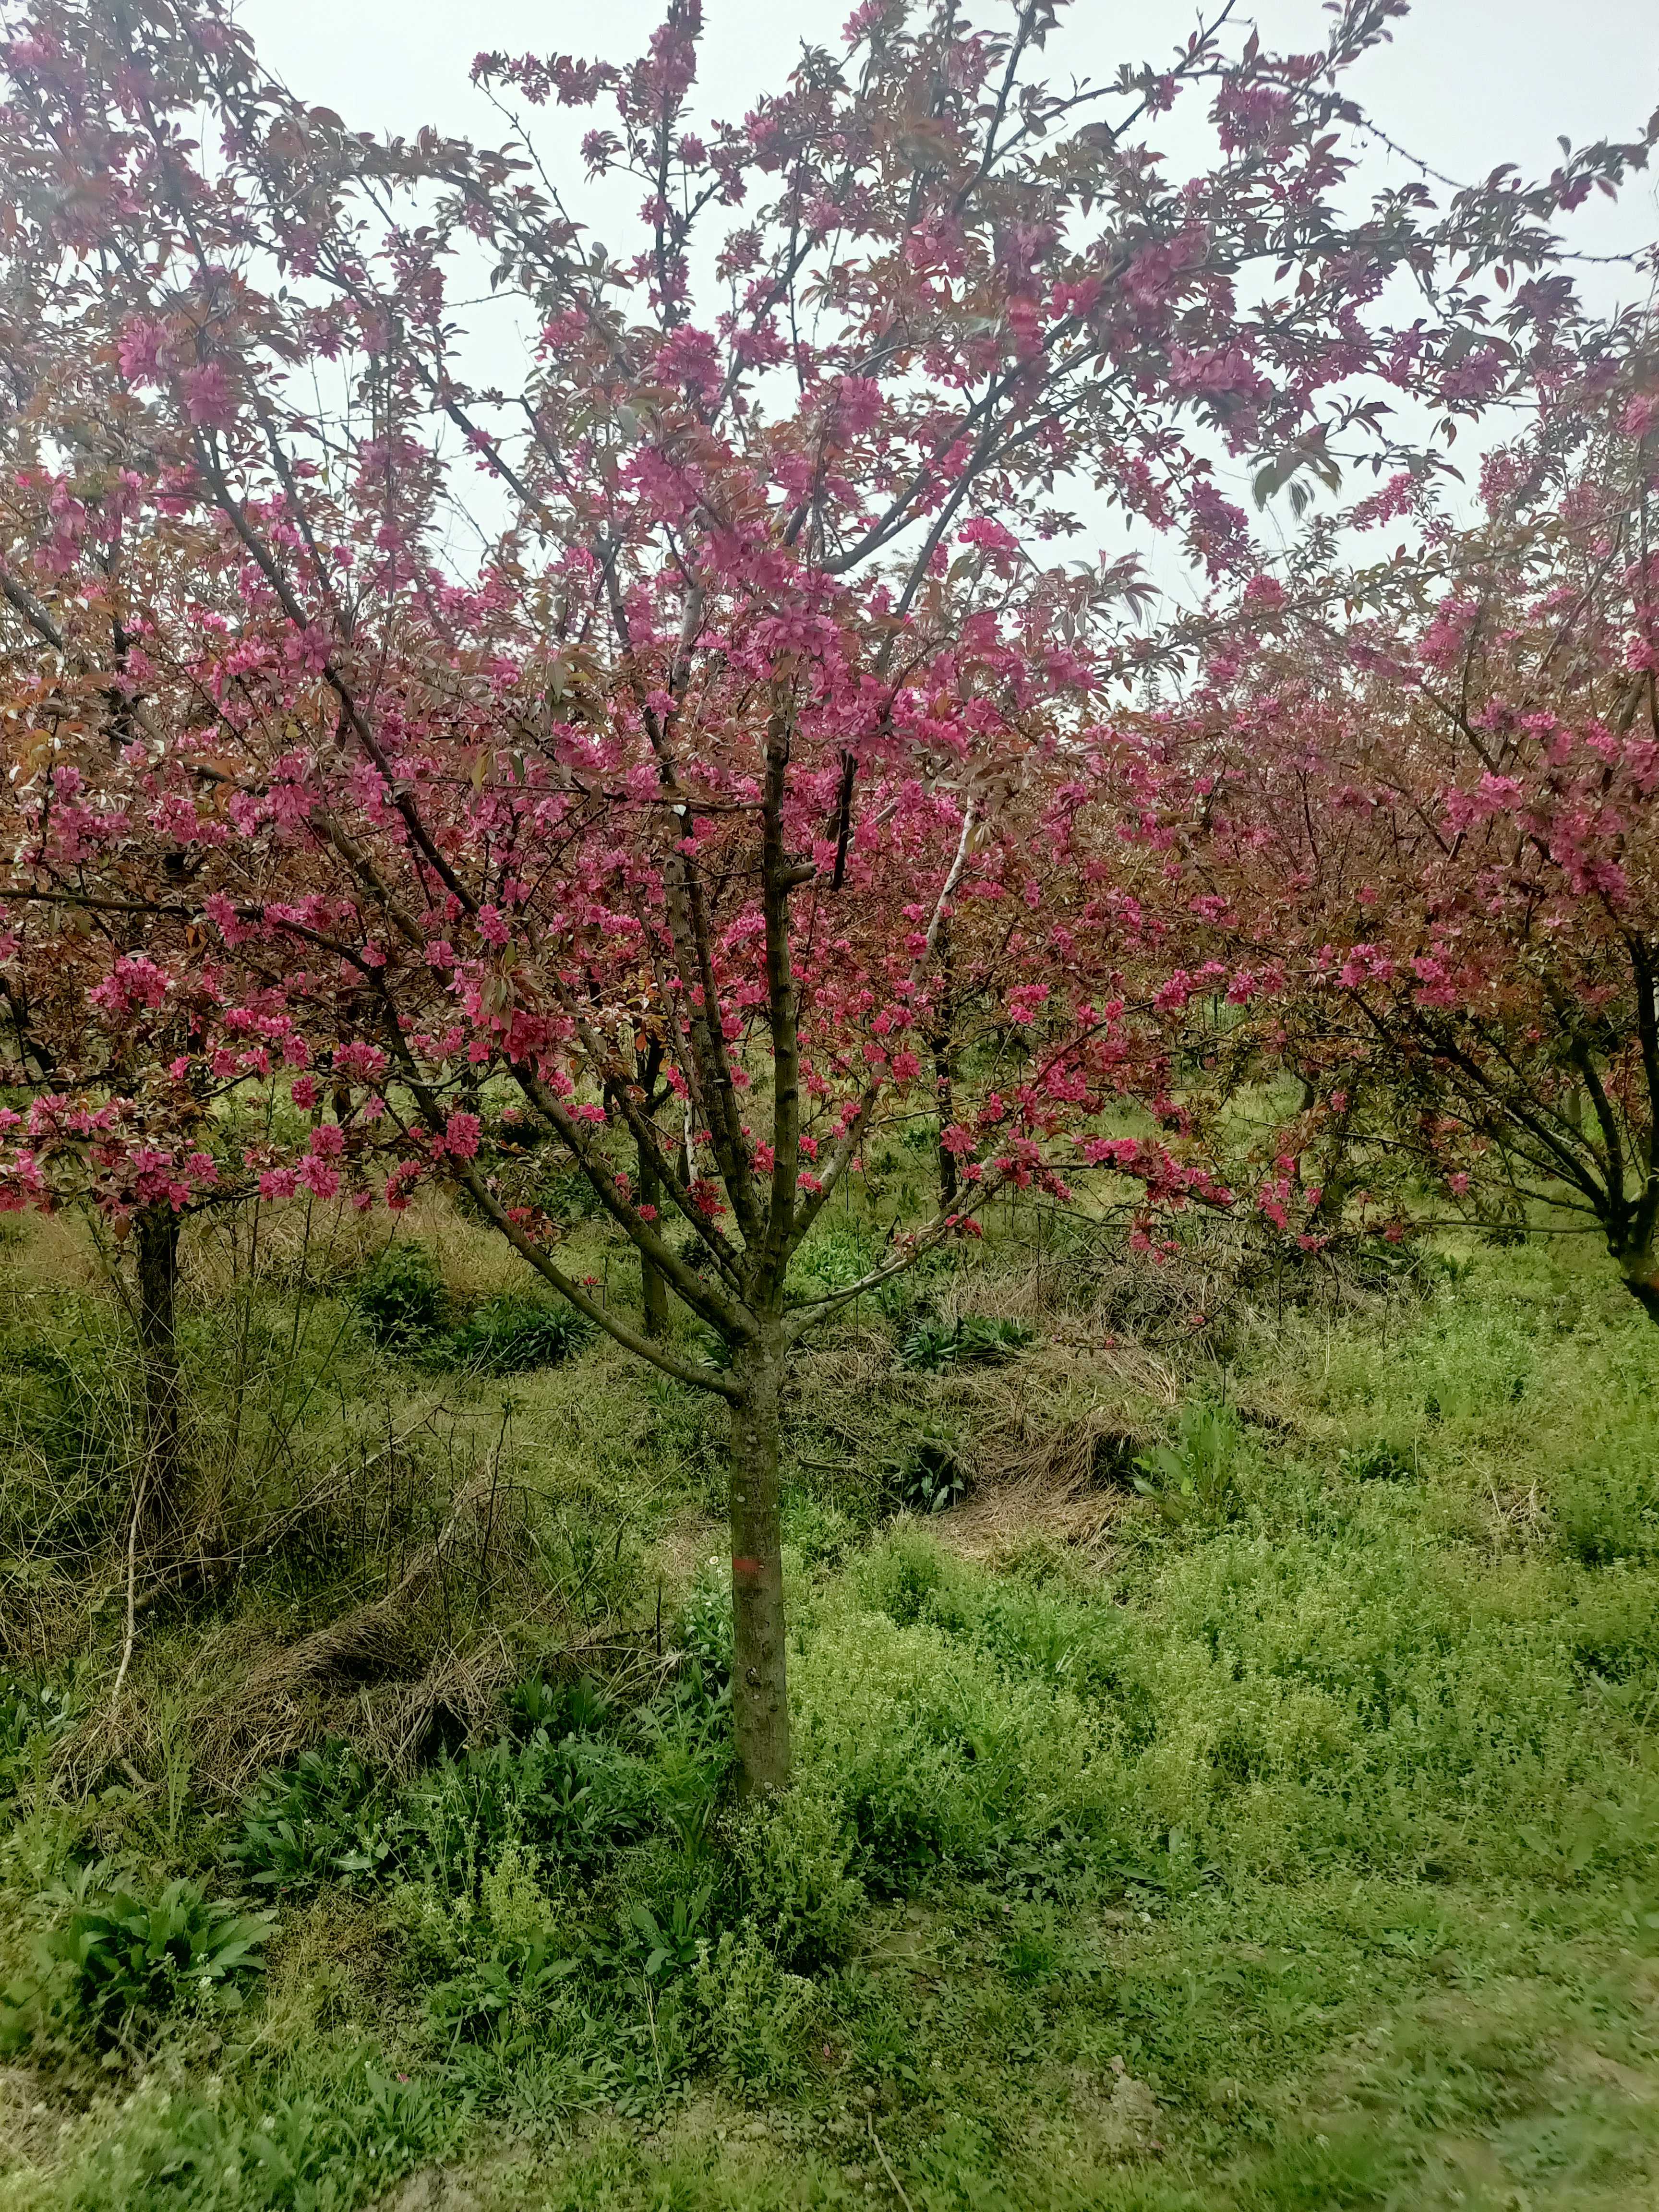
[868,2118,914,2212]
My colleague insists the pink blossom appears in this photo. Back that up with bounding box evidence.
[181,362,235,430]
[445,1111,482,1159]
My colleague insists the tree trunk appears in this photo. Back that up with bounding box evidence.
[728,1337,790,1792]
[134,1204,186,1538]
[1618,1234,1659,1326]
[638,1142,669,1338]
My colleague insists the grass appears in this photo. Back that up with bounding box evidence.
[1,1211,1658,2209]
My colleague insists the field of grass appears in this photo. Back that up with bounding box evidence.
[2,1203,1658,2211]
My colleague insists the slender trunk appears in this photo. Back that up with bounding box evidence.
[728,1337,790,1792]
[638,1142,670,1338]
[135,1204,185,1538]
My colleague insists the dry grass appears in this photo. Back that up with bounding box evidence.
[0,2066,69,2177]
[0,1212,106,1297]
[145,1469,556,1792]
[181,1185,548,1304]
[787,1295,1196,1566]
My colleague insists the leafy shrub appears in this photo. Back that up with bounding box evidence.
[350,1244,449,1354]
[1134,1401,1242,1524]
[444,1293,593,1375]
[900,1420,968,1515]
[900,1313,1034,1372]
[1,1865,271,2055]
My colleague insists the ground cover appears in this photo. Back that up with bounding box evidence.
[2,1221,1657,2212]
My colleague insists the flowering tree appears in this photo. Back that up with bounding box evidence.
[1118,367,1659,1316]
[0,0,1645,1785]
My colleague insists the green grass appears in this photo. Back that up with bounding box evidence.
[3,1236,1659,2209]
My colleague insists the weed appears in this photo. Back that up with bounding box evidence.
[900,1314,1034,1372]
[631,1883,713,1984]
[1338,1436,1418,1482]
[504,1674,611,1741]
[228,1740,383,1896]
[12,2051,472,2210]
[424,1927,583,2050]
[690,1923,819,2096]
[1,1865,270,2056]
[900,1419,968,1515]
[731,1779,864,1969]
[677,1565,734,1688]
[1133,1399,1242,1524]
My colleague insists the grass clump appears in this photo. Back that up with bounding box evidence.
[899,1313,1035,1372]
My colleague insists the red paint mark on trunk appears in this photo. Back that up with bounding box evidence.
[732,1555,763,1577]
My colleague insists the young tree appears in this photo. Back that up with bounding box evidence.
[0,0,1642,1784]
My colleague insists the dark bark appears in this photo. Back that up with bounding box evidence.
[134,1204,185,1537]
[728,1338,790,1793]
